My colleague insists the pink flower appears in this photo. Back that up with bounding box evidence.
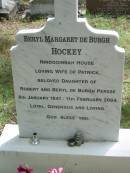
[48,168,63,173]
[17,164,33,173]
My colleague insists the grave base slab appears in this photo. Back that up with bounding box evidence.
[0,124,130,173]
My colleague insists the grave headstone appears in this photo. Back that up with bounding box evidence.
[0,0,17,19]
[2,0,9,8]
[86,0,130,15]
[11,0,125,142]
[0,0,130,173]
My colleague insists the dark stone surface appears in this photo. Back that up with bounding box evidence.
[86,0,130,15]
[0,0,2,8]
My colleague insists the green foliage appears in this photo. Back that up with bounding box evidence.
[121,101,130,128]
[0,36,14,57]
[0,56,16,133]
[0,56,12,84]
